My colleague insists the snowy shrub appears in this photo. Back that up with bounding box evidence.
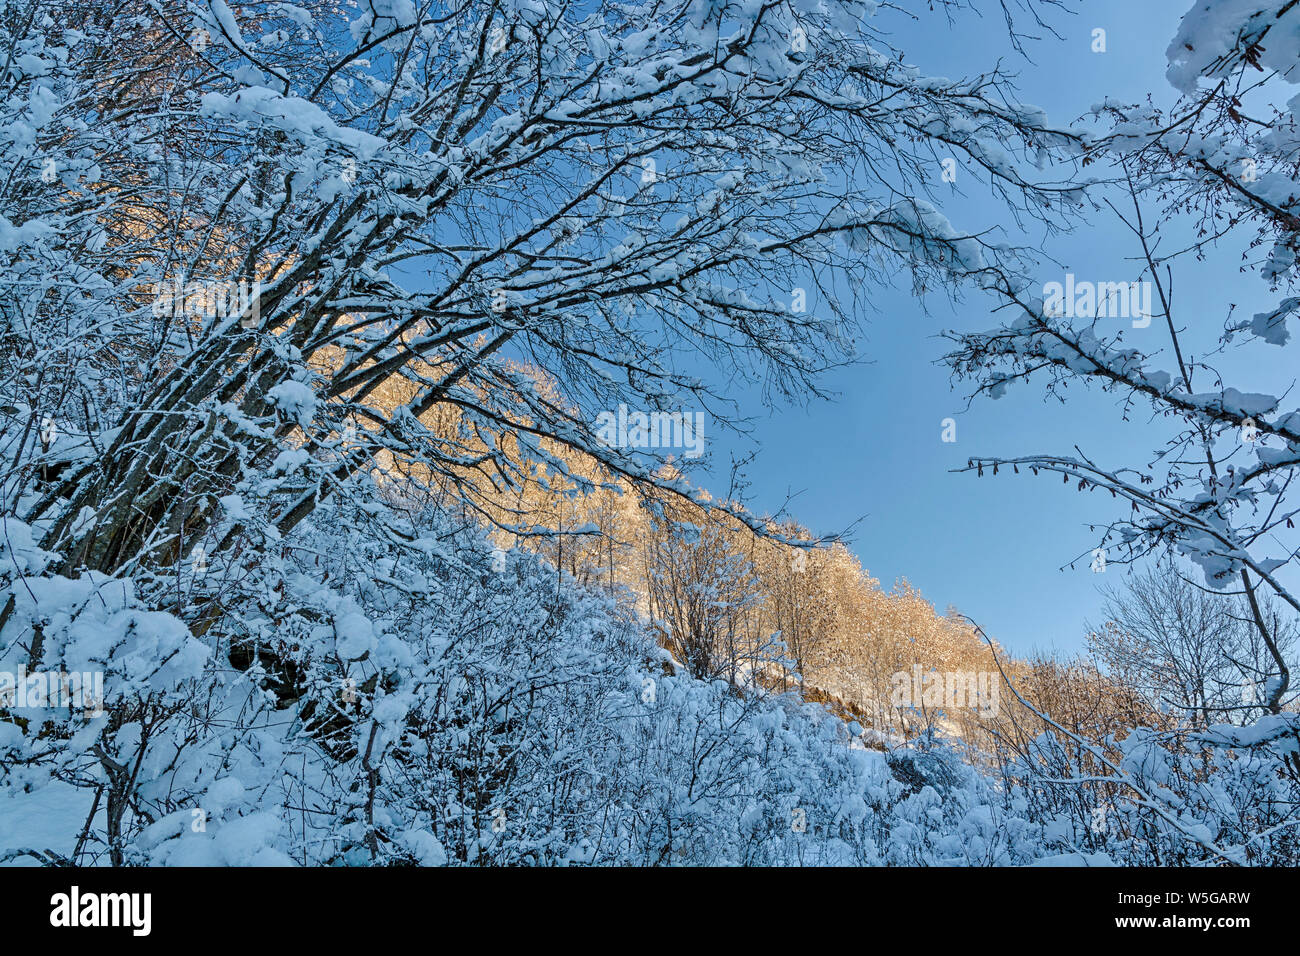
[1,491,1055,866]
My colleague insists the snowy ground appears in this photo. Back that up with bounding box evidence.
[0,782,94,865]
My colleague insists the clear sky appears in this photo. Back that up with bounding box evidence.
[694,0,1295,657]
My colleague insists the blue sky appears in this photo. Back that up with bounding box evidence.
[693,0,1295,656]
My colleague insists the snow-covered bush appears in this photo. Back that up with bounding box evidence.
[1,486,1059,866]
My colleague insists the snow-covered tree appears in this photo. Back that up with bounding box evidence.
[2,0,1085,594]
[945,0,1300,863]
